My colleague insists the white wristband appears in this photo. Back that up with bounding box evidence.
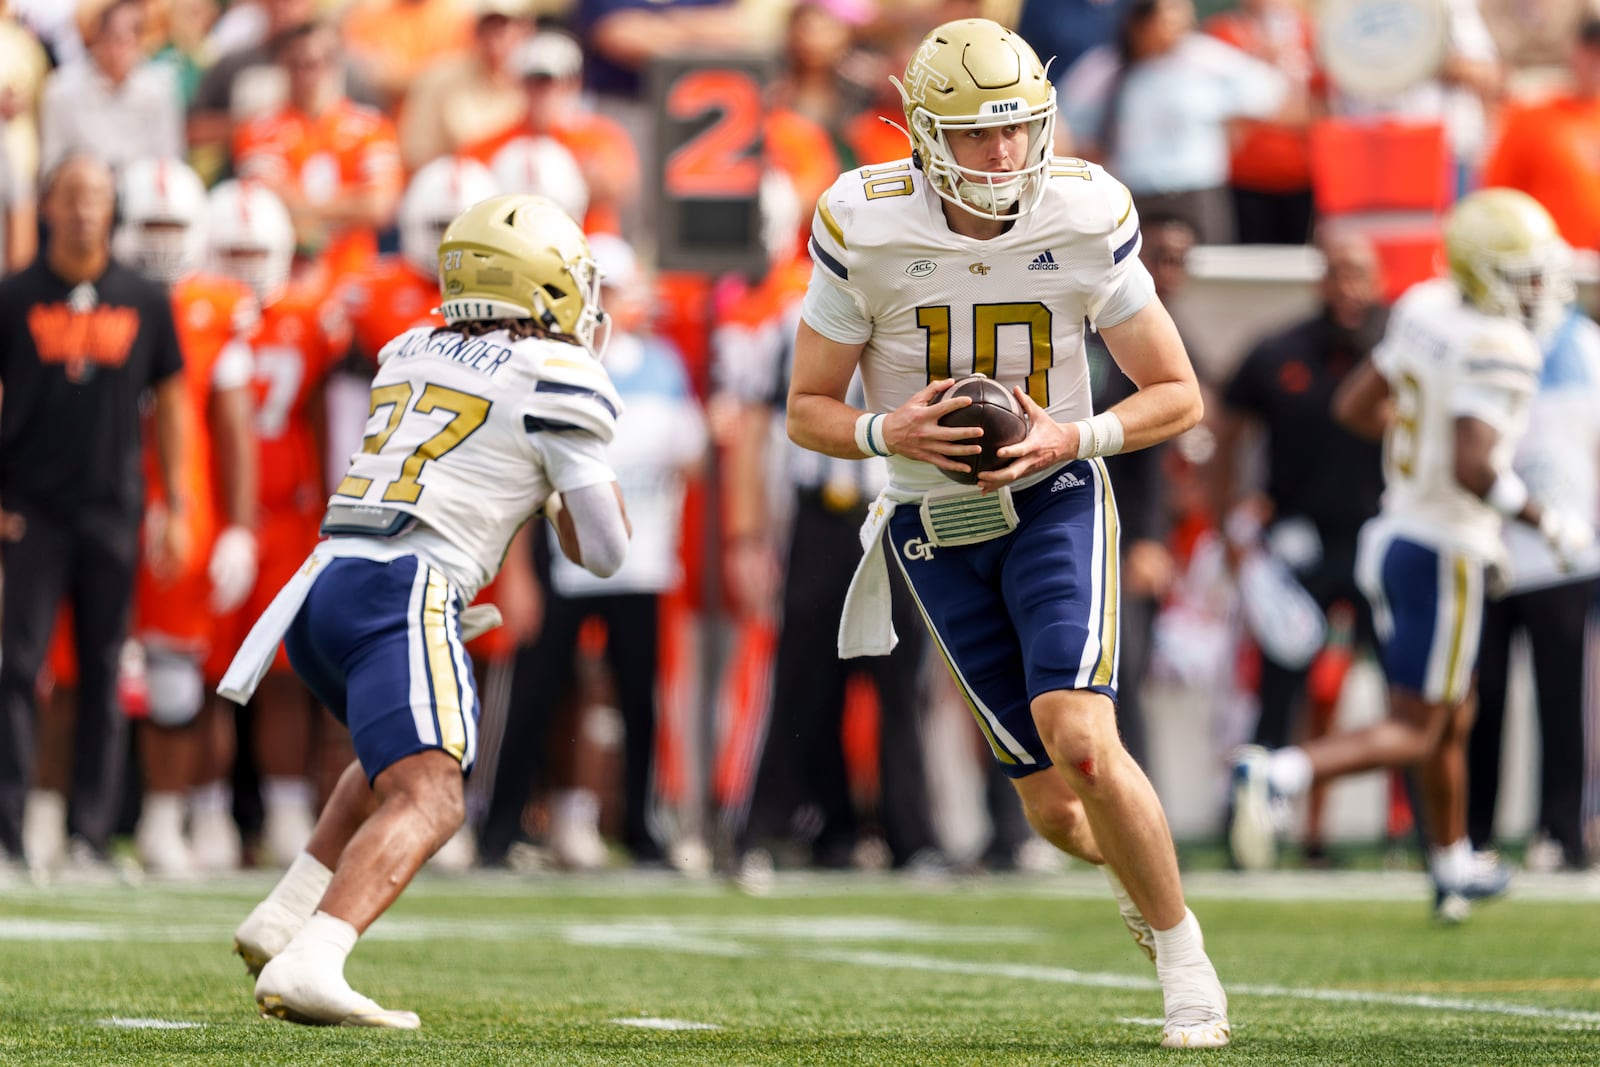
[1072,411,1125,459]
[1485,469,1528,517]
[854,412,890,458]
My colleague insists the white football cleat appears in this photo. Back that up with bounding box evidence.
[1228,745,1284,871]
[1157,953,1231,1049]
[254,954,420,1029]
[234,898,306,977]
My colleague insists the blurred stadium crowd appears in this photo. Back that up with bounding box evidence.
[2,0,1599,887]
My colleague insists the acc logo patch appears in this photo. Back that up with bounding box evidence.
[905,260,937,278]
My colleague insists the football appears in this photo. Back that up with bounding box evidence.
[934,374,1030,485]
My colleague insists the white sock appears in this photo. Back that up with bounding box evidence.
[286,911,359,969]
[1267,747,1313,797]
[265,852,334,921]
[263,777,314,814]
[141,792,186,830]
[188,780,230,815]
[1151,907,1205,967]
[1430,838,1472,886]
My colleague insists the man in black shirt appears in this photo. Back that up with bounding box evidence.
[0,155,186,872]
[1211,229,1387,861]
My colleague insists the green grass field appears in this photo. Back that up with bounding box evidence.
[3,867,1598,1065]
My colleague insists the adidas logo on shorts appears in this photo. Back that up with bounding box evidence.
[1028,249,1060,271]
[1051,469,1085,492]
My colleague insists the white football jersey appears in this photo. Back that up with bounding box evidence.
[807,156,1146,494]
[1371,278,1542,558]
[331,325,623,598]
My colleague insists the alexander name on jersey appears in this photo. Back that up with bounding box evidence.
[384,327,515,378]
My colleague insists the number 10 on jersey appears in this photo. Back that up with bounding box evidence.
[918,301,1054,406]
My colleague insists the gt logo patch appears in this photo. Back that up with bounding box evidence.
[903,537,936,561]
[903,41,953,101]
[968,263,991,276]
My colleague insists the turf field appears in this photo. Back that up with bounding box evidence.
[2,867,1598,1065]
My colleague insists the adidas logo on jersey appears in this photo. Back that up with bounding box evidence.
[1028,250,1060,271]
[1051,469,1085,492]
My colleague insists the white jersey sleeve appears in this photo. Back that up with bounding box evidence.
[330,326,622,593]
[807,155,1146,493]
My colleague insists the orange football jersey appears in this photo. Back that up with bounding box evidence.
[232,100,403,280]
[135,274,260,650]
[250,282,350,516]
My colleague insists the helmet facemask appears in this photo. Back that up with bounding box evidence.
[1459,239,1574,339]
[115,219,203,285]
[906,103,1055,219]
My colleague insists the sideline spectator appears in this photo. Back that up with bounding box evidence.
[462,31,637,236]
[38,0,186,179]
[1481,19,1600,249]
[341,0,474,115]
[398,1,530,172]
[0,156,186,877]
[0,135,35,275]
[231,20,403,282]
[188,0,379,181]
[1203,0,1322,244]
[1057,0,1295,243]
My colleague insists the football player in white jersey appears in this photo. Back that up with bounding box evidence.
[1230,189,1594,922]
[788,18,1228,1049]
[217,194,630,1028]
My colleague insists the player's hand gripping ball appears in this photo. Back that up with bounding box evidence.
[935,374,1030,485]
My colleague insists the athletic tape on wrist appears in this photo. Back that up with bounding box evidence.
[1073,411,1125,459]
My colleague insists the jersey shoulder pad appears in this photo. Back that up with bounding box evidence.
[526,343,624,444]
[1459,316,1541,393]
[809,157,920,285]
[1043,157,1140,261]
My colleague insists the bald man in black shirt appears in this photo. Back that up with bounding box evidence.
[0,156,186,874]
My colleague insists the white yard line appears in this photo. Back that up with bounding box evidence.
[794,947,1600,1026]
[609,1017,721,1031]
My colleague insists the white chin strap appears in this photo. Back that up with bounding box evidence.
[957,173,1024,213]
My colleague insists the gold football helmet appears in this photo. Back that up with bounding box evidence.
[1445,187,1572,336]
[889,18,1056,219]
[437,193,606,353]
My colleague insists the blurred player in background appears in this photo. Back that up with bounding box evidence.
[1230,189,1592,922]
[787,19,1229,1049]
[203,178,350,869]
[224,193,629,1028]
[114,158,261,877]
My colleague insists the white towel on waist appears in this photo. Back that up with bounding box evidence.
[215,538,417,704]
[838,491,904,659]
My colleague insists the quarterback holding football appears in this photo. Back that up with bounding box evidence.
[786,17,1230,1049]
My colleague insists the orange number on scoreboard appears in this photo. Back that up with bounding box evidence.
[663,69,763,199]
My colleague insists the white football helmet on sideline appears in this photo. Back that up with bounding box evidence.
[890,18,1056,219]
[489,135,590,227]
[399,155,500,278]
[114,158,208,284]
[205,180,295,304]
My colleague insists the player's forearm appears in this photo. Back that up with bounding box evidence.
[787,391,871,460]
[212,386,258,530]
[1100,379,1202,454]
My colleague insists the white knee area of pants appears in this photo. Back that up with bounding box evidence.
[145,649,204,726]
